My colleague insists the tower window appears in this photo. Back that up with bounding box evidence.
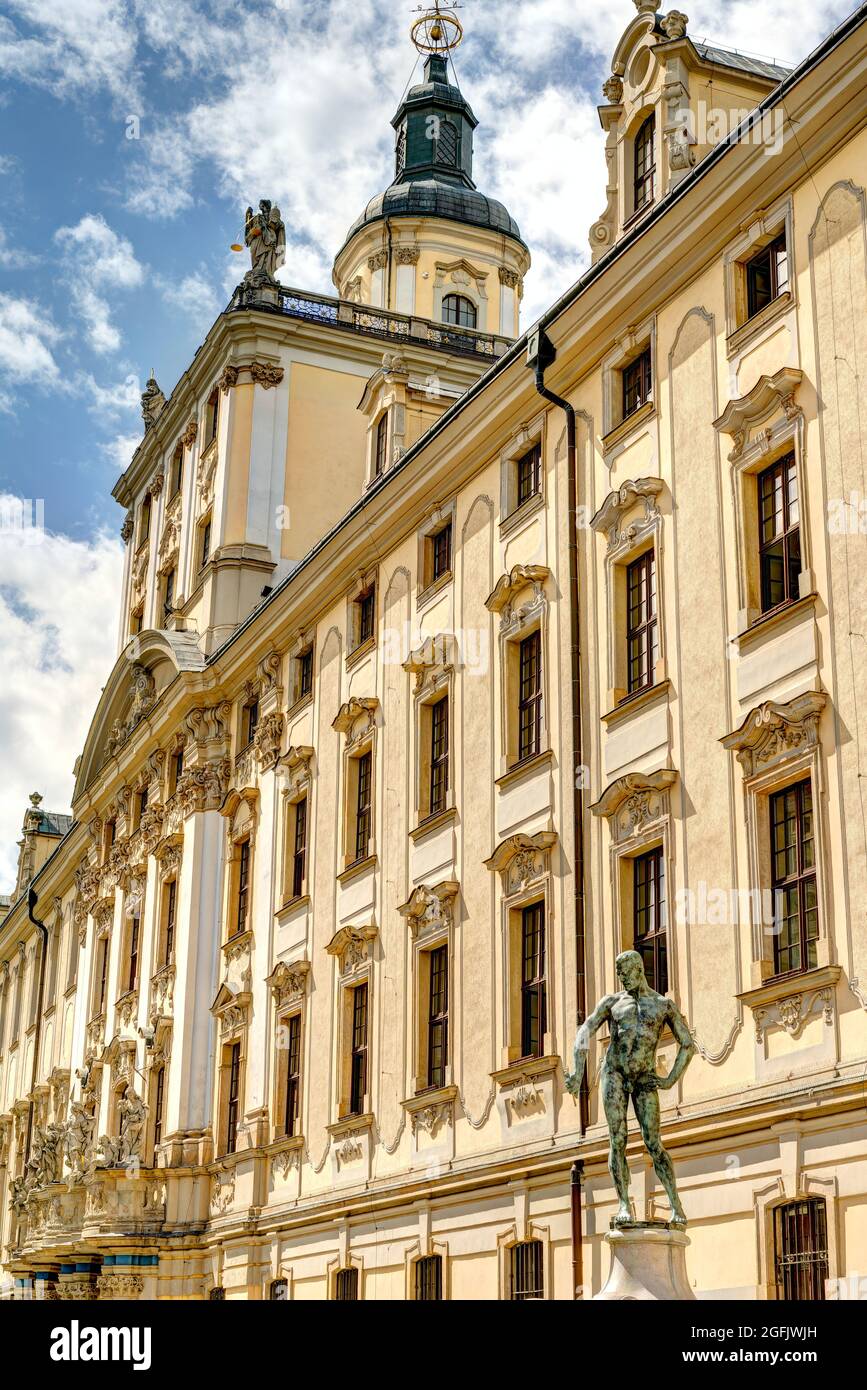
[634,848,667,993]
[436,120,458,166]
[746,235,789,320]
[770,779,817,977]
[442,294,477,330]
[396,124,407,178]
[510,1240,544,1300]
[633,114,656,212]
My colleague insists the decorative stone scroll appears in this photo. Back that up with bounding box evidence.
[266,959,311,1009]
[713,367,803,462]
[485,565,550,622]
[325,925,377,978]
[591,770,678,844]
[332,696,379,744]
[484,831,558,896]
[721,691,827,779]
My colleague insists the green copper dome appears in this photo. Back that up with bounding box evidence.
[339,54,526,253]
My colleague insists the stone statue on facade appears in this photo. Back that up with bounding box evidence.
[65,1102,96,1185]
[244,200,286,284]
[565,950,696,1228]
[141,376,166,431]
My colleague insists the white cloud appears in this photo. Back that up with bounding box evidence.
[82,370,141,418]
[0,225,35,269]
[156,269,222,333]
[0,499,122,892]
[0,0,140,104]
[99,432,140,472]
[0,294,62,404]
[54,213,145,353]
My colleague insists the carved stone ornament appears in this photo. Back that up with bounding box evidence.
[332,696,379,741]
[211,981,251,1037]
[485,832,558,895]
[402,634,455,692]
[121,511,134,544]
[278,745,315,796]
[591,478,665,550]
[498,266,521,289]
[661,10,689,39]
[398,882,459,939]
[210,1166,235,1213]
[219,365,240,394]
[368,251,388,272]
[485,565,550,617]
[266,959,310,1008]
[603,74,624,103]
[254,711,285,771]
[741,968,841,1044]
[181,419,198,450]
[410,1102,451,1138]
[325,925,377,976]
[257,650,283,694]
[721,692,826,779]
[713,368,803,462]
[394,246,420,265]
[177,757,231,817]
[141,377,166,431]
[147,471,165,501]
[249,361,284,390]
[591,770,678,844]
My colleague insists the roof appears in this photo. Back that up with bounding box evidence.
[33,811,73,837]
[693,40,792,82]
[342,179,525,250]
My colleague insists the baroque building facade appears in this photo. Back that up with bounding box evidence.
[1,3,866,1300]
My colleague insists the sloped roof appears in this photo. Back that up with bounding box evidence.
[33,811,73,837]
[693,41,791,83]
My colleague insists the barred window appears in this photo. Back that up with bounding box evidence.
[415,1254,443,1301]
[269,1278,288,1301]
[759,453,800,614]
[436,121,458,166]
[520,903,546,1060]
[335,1267,359,1301]
[774,1199,828,1301]
[518,631,542,761]
[633,114,656,211]
[510,1240,544,1300]
[626,550,657,695]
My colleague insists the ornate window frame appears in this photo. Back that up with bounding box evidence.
[404,1241,450,1301]
[403,636,456,830]
[267,959,311,1143]
[486,566,551,775]
[210,981,251,1158]
[591,478,666,706]
[220,788,259,945]
[333,697,379,872]
[713,367,811,635]
[416,499,456,606]
[497,1218,553,1301]
[499,413,546,532]
[432,258,489,331]
[325,925,378,1121]
[485,832,558,1067]
[724,195,796,354]
[398,881,459,1096]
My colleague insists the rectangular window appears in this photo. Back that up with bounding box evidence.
[349,982,368,1116]
[516,444,541,508]
[130,607,144,637]
[136,786,149,826]
[759,454,801,614]
[510,1240,544,1301]
[626,550,658,695]
[633,848,667,994]
[518,631,542,761]
[170,749,184,797]
[153,1066,165,1149]
[622,348,652,420]
[354,752,372,863]
[235,839,251,937]
[770,779,818,977]
[127,910,140,994]
[226,1041,241,1155]
[429,698,449,816]
[291,797,307,900]
[163,568,176,627]
[283,1013,301,1137]
[95,937,109,1016]
[774,1199,828,1301]
[374,415,388,478]
[415,1255,443,1301]
[746,235,789,321]
[241,699,259,749]
[520,903,546,1060]
[162,879,177,967]
[297,647,314,700]
[431,523,452,583]
[358,588,375,646]
[199,518,212,571]
[427,945,448,1089]
[335,1268,359,1301]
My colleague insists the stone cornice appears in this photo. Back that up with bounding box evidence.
[591,769,678,819]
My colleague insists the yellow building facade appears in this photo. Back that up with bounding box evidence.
[1,5,866,1300]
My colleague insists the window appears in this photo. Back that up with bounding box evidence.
[169,444,184,500]
[442,294,477,329]
[234,839,251,937]
[334,1268,359,1301]
[510,1240,544,1301]
[759,454,800,614]
[205,389,219,449]
[520,904,546,1060]
[199,517,212,571]
[770,779,817,977]
[431,522,452,584]
[161,879,177,968]
[746,235,789,320]
[297,647,314,701]
[395,123,407,178]
[774,1199,828,1300]
[226,1040,241,1154]
[282,1013,301,1137]
[437,121,458,166]
[291,797,307,900]
[427,945,448,1089]
[138,495,152,548]
[516,444,542,508]
[269,1278,288,1301]
[162,567,176,627]
[103,820,116,863]
[415,1255,443,1301]
[622,348,652,420]
[153,1065,165,1149]
[65,921,79,992]
[126,907,141,993]
[357,587,375,647]
[209,1287,225,1302]
[130,606,144,637]
[518,631,542,761]
[374,414,388,478]
[135,786,149,829]
[634,848,667,993]
[349,982,368,1116]
[354,752,372,863]
[241,699,259,750]
[626,550,657,695]
[429,697,449,817]
[94,937,109,1016]
[633,114,656,212]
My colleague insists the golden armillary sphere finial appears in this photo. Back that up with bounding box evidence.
[410,2,464,57]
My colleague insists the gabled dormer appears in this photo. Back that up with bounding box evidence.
[590,3,790,261]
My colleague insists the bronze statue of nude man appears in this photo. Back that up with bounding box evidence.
[564,950,696,1229]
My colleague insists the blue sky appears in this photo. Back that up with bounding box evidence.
[0,0,856,888]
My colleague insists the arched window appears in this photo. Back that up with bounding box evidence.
[374,413,389,477]
[509,1239,544,1300]
[774,1199,829,1300]
[436,120,458,166]
[269,1277,288,1301]
[633,114,656,212]
[442,294,477,330]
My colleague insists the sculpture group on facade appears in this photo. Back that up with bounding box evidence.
[565,950,696,1228]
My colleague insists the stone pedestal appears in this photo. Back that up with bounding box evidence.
[594,1222,695,1300]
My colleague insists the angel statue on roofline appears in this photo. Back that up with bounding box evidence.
[244,200,286,284]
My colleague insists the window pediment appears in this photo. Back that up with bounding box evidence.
[403,634,456,693]
[721,691,826,778]
[713,367,803,461]
[591,477,664,549]
[485,565,550,617]
[485,831,557,894]
[398,881,459,939]
[266,959,311,1008]
[325,924,377,977]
